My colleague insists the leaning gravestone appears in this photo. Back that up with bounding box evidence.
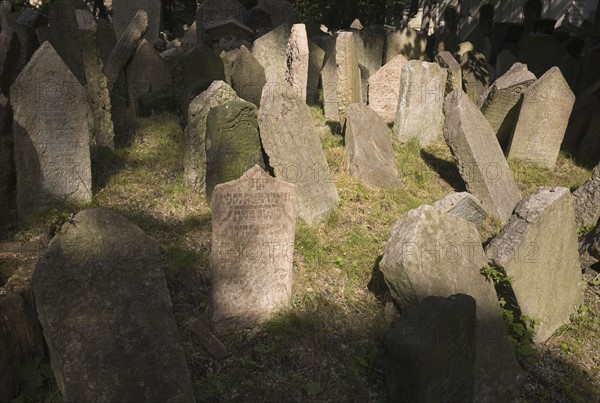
[379,205,524,402]
[335,31,361,126]
[11,42,92,216]
[508,67,575,169]
[384,294,476,402]
[444,89,521,223]
[486,187,584,343]
[125,39,171,116]
[285,24,309,103]
[307,40,324,104]
[435,50,462,96]
[572,163,600,228]
[184,81,240,192]
[32,208,195,402]
[252,23,290,87]
[231,45,266,107]
[205,100,265,198]
[431,192,488,228]
[112,0,161,44]
[393,61,447,147]
[385,27,426,63]
[368,53,408,124]
[258,86,339,225]
[345,103,400,188]
[480,64,536,150]
[211,165,297,328]
[460,50,490,105]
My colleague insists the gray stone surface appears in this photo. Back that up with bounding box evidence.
[495,49,517,79]
[0,0,14,83]
[486,187,584,343]
[258,86,339,225]
[184,81,240,192]
[211,165,297,328]
[335,31,361,126]
[563,94,600,150]
[572,163,600,228]
[11,42,92,216]
[508,67,575,169]
[480,65,536,150]
[204,17,254,41]
[460,50,490,105]
[197,0,247,29]
[435,51,462,96]
[205,100,265,198]
[307,40,324,104]
[103,9,148,91]
[112,0,161,44]
[384,294,476,403]
[393,61,447,147]
[444,89,521,223]
[367,53,407,124]
[125,39,171,116]
[0,93,12,214]
[32,208,195,402]
[579,222,600,268]
[285,24,309,103]
[384,27,426,63]
[352,29,384,76]
[252,23,291,87]
[344,103,400,188]
[258,0,298,27]
[432,192,488,228]
[380,205,524,402]
[231,45,265,106]
[321,51,338,121]
[76,9,114,149]
[7,9,46,90]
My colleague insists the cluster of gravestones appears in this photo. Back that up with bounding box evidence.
[1,0,600,401]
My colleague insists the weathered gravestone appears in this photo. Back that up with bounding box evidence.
[379,205,524,402]
[335,31,361,126]
[384,27,426,63]
[184,81,240,192]
[258,85,339,225]
[460,50,490,105]
[352,29,384,76]
[252,23,291,88]
[486,187,584,343]
[495,49,517,79]
[112,0,161,44]
[285,23,309,103]
[393,61,447,147]
[431,192,488,228]
[344,103,400,189]
[307,40,324,104]
[444,89,521,223]
[0,92,12,214]
[384,294,476,403]
[572,163,600,228]
[435,50,462,96]
[125,39,171,116]
[321,51,338,121]
[205,100,265,198]
[220,48,239,86]
[480,64,536,150]
[507,67,575,169]
[367,53,408,124]
[32,208,195,402]
[11,42,92,216]
[76,9,114,148]
[211,165,297,328]
[231,45,266,106]
[258,0,298,27]
[197,0,247,30]
[6,9,46,91]
[103,9,148,91]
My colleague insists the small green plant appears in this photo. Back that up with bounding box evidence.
[480,264,513,284]
[577,225,594,239]
[499,297,538,359]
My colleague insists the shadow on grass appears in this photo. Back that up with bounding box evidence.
[420,149,466,192]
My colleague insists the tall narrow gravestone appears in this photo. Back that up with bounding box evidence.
[11,42,92,216]
[211,165,297,328]
[112,0,161,45]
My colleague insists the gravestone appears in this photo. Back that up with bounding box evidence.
[384,27,426,63]
[258,86,339,225]
[307,40,324,104]
[258,0,298,27]
[393,61,447,147]
[358,63,370,110]
[495,49,517,78]
[435,51,462,95]
[352,29,384,76]
[184,81,240,192]
[7,9,46,91]
[180,21,196,52]
[460,50,490,104]
[480,65,536,150]
[0,0,14,82]
[112,0,161,44]
[103,9,148,91]
[11,42,92,216]
[367,53,408,124]
[211,165,297,328]
[579,221,600,268]
[220,48,239,86]
[517,34,576,87]
[32,208,195,402]
[231,45,265,106]
[285,24,309,103]
[572,163,600,228]
[486,187,584,343]
[197,0,247,29]
[252,23,291,88]
[204,18,254,42]
[125,39,171,115]
[432,192,488,228]
[205,100,265,198]
[76,9,114,148]
[344,103,400,188]
[563,94,600,150]
[444,89,521,223]
[0,93,12,214]
[508,67,575,169]
[384,294,476,402]
[379,205,524,402]
[335,31,361,126]
[321,52,338,121]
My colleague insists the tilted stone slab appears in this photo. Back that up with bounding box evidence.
[380,205,524,402]
[572,163,600,228]
[393,61,447,147]
[231,45,265,106]
[321,51,338,121]
[307,40,324,105]
[258,86,339,225]
[486,187,584,343]
[368,53,408,124]
[211,165,297,328]
[181,44,226,113]
[460,50,490,105]
[432,192,488,228]
[11,42,92,216]
[32,208,195,402]
[344,103,400,188]
[335,31,361,126]
[252,23,290,87]
[435,50,462,96]
[444,89,521,223]
[112,0,161,44]
[285,23,309,103]
[508,67,575,169]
